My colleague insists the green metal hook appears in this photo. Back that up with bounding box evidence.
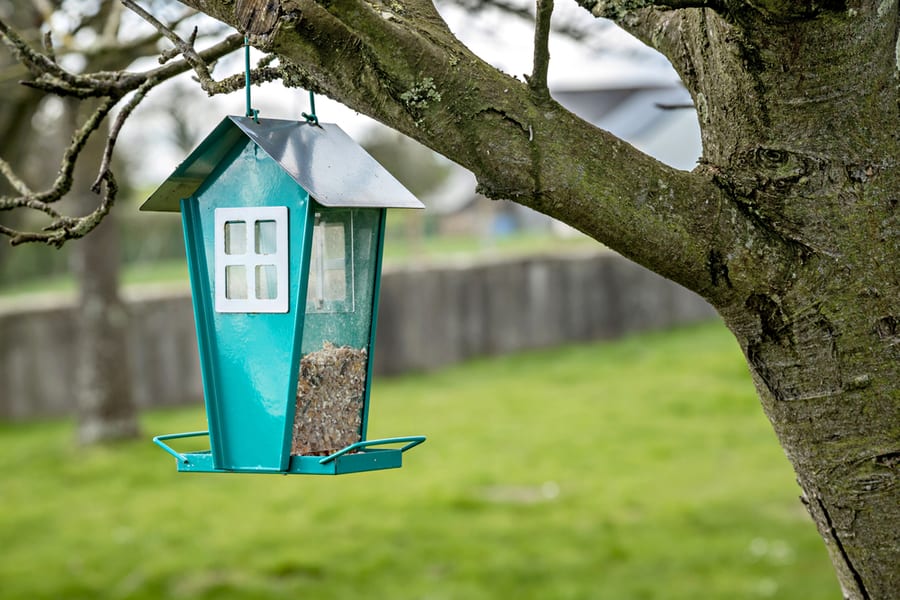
[302,90,318,125]
[244,36,259,123]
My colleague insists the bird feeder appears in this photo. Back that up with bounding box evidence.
[142,116,425,474]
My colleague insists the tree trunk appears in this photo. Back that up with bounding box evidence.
[723,286,899,600]
[672,10,900,596]
[67,99,138,444]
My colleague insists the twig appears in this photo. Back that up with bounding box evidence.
[36,96,118,204]
[0,157,34,196]
[0,17,82,88]
[92,80,155,193]
[122,0,224,95]
[529,0,553,100]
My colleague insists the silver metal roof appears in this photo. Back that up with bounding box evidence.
[141,116,424,212]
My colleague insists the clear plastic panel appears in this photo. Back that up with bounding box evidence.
[307,213,353,312]
[224,221,246,255]
[255,220,277,255]
[293,208,381,456]
[255,264,277,299]
[225,265,247,299]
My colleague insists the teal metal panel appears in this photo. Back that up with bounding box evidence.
[169,450,401,474]
[141,117,245,212]
[191,139,312,472]
[181,198,228,465]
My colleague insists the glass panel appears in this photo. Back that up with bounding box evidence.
[323,222,345,264]
[225,265,247,299]
[308,215,324,309]
[305,211,361,314]
[255,265,278,300]
[324,269,346,301]
[308,215,349,310]
[296,210,382,454]
[255,220,277,255]
[224,221,246,255]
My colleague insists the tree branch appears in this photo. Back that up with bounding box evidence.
[0,7,251,246]
[92,80,153,193]
[175,0,783,304]
[121,0,223,94]
[0,157,34,196]
[579,0,722,20]
[0,96,117,246]
[528,0,553,100]
[443,0,606,44]
[3,0,790,303]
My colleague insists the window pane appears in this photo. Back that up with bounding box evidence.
[224,221,246,255]
[225,265,247,299]
[323,222,345,262]
[308,216,350,312]
[255,220,277,255]
[255,265,278,299]
[324,269,346,300]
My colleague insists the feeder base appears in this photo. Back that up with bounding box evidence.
[153,432,425,475]
[170,449,401,474]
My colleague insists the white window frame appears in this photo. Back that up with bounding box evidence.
[214,206,289,313]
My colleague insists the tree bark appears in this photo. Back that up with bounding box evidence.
[67,99,138,444]
[178,1,899,595]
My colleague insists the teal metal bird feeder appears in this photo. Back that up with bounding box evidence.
[142,116,425,475]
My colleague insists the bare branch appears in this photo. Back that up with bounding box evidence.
[528,0,553,99]
[1,168,119,247]
[0,95,117,232]
[0,193,63,219]
[0,4,258,246]
[92,80,155,193]
[8,170,117,247]
[0,17,83,89]
[0,157,34,196]
[121,0,224,95]
[42,29,55,62]
[442,0,601,43]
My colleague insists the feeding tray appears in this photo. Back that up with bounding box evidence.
[154,432,425,475]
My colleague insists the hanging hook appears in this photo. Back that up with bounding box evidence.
[301,90,318,126]
[244,36,259,123]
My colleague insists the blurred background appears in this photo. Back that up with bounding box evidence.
[0,1,837,598]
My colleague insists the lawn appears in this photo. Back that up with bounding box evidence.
[0,323,838,599]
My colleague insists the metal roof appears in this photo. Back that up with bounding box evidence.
[141,116,424,212]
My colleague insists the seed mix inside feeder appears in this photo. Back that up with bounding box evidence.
[292,342,368,456]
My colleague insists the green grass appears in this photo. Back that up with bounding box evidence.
[0,323,838,599]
